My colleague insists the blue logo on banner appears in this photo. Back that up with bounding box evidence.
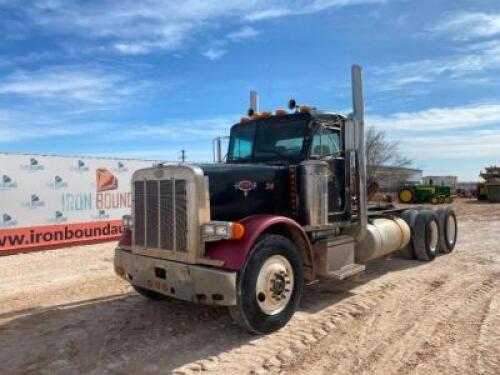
[92,209,110,220]
[70,159,90,172]
[20,158,44,171]
[0,174,18,190]
[112,161,128,173]
[22,194,45,209]
[47,175,68,189]
[48,210,68,223]
[1,213,18,227]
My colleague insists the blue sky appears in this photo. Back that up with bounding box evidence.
[0,0,499,181]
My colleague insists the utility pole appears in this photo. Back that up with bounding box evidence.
[180,149,186,163]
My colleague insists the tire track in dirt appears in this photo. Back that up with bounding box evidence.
[171,279,404,374]
[477,290,500,375]
[279,267,499,375]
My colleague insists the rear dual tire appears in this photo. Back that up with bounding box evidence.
[400,209,418,259]
[413,210,440,261]
[400,207,458,261]
[436,207,457,253]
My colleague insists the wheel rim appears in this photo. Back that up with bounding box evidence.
[255,255,294,315]
[428,220,439,253]
[446,215,456,246]
[400,190,412,203]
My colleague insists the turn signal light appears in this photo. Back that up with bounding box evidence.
[232,222,245,239]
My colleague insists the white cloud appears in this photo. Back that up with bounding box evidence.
[401,131,500,160]
[244,0,387,21]
[430,12,500,40]
[373,39,500,90]
[3,0,390,55]
[368,103,500,131]
[244,8,292,21]
[368,103,500,177]
[109,116,236,141]
[0,66,145,105]
[203,48,226,61]
[227,26,259,42]
[0,108,106,143]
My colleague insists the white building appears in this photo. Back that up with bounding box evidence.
[374,166,423,192]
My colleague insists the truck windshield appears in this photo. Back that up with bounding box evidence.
[227,118,309,163]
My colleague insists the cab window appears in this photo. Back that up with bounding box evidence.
[228,123,255,161]
[310,128,341,158]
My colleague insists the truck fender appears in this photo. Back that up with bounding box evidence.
[204,215,315,280]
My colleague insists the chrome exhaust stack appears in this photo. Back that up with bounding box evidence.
[351,65,368,242]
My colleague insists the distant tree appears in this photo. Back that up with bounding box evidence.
[365,126,413,189]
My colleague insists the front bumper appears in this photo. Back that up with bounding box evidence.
[114,248,237,306]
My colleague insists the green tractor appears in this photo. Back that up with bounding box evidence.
[399,183,452,204]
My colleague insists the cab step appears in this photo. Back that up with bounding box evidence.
[328,263,365,280]
[315,235,365,279]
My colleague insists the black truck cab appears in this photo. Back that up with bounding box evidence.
[201,111,350,225]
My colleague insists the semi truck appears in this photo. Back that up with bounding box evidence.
[114,66,458,334]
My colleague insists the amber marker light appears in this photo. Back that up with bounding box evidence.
[232,222,245,239]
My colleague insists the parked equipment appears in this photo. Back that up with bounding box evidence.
[114,66,458,334]
[477,182,488,201]
[399,183,452,204]
[480,166,500,202]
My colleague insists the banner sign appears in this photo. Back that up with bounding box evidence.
[0,153,159,254]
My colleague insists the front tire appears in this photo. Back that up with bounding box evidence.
[133,286,168,301]
[229,234,303,334]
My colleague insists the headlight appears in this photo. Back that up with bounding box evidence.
[122,215,133,229]
[201,222,245,240]
[215,225,229,236]
[202,223,216,236]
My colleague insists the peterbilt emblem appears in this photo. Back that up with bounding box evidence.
[234,180,257,197]
[154,169,164,178]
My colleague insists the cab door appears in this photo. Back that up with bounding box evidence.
[310,127,349,222]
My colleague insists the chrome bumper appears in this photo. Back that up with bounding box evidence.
[114,248,237,306]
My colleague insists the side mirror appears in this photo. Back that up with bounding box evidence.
[344,117,356,152]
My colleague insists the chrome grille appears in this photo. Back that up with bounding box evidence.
[174,180,187,251]
[159,180,173,250]
[146,181,159,248]
[133,181,145,247]
[134,179,188,252]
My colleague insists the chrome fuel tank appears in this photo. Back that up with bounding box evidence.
[355,217,411,263]
[300,161,329,226]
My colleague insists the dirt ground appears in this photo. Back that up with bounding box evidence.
[0,198,499,375]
